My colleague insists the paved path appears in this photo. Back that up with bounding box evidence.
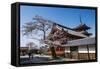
[20,54,52,58]
[20,54,79,64]
[20,54,53,64]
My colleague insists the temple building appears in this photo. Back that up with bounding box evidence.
[20,17,96,60]
[46,18,95,60]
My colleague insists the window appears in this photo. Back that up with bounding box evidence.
[70,46,78,51]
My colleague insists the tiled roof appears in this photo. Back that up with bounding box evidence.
[64,28,87,37]
[56,24,87,38]
[73,24,91,30]
[63,37,95,47]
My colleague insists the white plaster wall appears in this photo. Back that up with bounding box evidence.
[65,47,70,53]
[78,45,95,53]
[65,44,95,53]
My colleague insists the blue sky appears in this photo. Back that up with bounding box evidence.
[20,5,96,47]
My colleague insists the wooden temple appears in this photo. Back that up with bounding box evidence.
[46,18,95,60]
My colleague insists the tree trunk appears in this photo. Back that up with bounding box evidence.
[43,28,57,58]
[87,45,90,60]
[50,46,57,59]
[43,31,46,40]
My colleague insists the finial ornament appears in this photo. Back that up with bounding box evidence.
[80,16,83,25]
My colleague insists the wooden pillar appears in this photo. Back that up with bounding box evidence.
[63,47,66,57]
[87,45,90,60]
[78,46,79,60]
[70,47,72,59]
